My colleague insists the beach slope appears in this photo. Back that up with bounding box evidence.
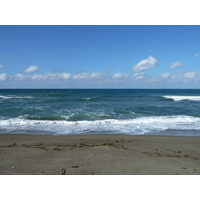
[0,134,200,175]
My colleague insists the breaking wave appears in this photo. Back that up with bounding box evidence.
[163,96,200,101]
[0,115,200,135]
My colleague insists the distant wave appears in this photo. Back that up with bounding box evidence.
[0,95,34,99]
[81,97,100,101]
[82,98,92,100]
[163,96,200,101]
[22,112,114,121]
[0,96,12,99]
[1,115,200,135]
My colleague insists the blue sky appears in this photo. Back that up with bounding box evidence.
[0,25,200,88]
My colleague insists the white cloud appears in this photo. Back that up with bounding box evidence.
[43,73,58,80]
[32,73,71,81]
[184,72,196,79]
[0,65,4,70]
[171,74,178,79]
[169,62,183,69]
[161,73,170,79]
[14,74,32,81]
[73,72,90,80]
[31,72,105,82]
[62,73,71,80]
[23,66,39,73]
[32,74,46,81]
[133,56,158,73]
[72,72,108,81]
[112,73,123,79]
[134,72,145,79]
[195,53,200,56]
[0,73,10,81]
[91,72,105,79]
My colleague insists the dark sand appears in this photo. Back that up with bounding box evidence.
[0,134,200,175]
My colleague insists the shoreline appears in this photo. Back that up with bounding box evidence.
[0,133,200,175]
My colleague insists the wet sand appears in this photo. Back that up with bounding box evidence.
[0,134,200,175]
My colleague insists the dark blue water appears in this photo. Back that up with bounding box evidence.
[1,89,200,136]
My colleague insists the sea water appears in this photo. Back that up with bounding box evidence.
[0,89,200,136]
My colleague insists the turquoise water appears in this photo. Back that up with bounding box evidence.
[1,89,200,136]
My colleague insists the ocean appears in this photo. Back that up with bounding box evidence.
[0,89,200,136]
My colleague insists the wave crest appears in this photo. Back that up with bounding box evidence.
[163,96,200,101]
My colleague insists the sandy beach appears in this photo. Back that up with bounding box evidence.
[0,134,200,175]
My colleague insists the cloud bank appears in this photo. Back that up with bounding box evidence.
[0,70,200,89]
[0,57,199,88]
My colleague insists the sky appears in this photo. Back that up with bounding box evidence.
[0,25,200,89]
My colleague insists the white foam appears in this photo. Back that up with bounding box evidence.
[83,98,91,100]
[0,96,12,99]
[0,115,200,135]
[163,96,200,101]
